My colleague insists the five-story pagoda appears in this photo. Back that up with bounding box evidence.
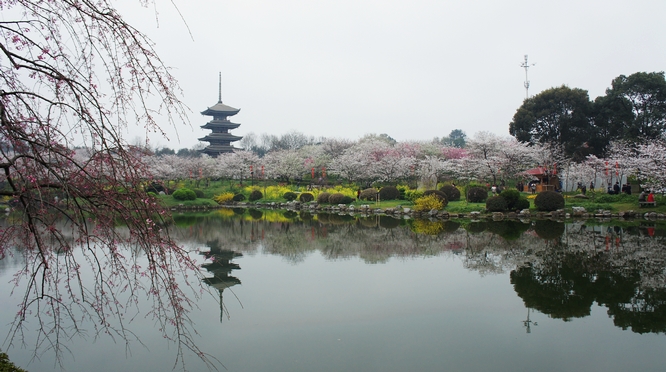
[199,74,243,156]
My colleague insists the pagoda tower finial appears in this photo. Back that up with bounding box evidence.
[218,72,222,103]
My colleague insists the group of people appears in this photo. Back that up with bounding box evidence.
[607,181,633,195]
[639,190,656,203]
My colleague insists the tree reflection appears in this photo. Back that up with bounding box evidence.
[166,212,666,334]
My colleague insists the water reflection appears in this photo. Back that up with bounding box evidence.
[184,208,666,335]
[200,239,242,322]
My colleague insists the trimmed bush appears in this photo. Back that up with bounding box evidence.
[359,188,378,201]
[328,192,345,204]
[249,189,263,201]
[486,195,508,212]
[232,193,246,202]
[339,195,354,204]
[440,185,461,201]
[379,186,400,200]
[499,189,520,209]
[423,190,448,208]
[299,192,314,203]
[172,188,197,201]
[514,198,530,211]
[467,186,488,203]
[534,190,565,211]
[283,191,297,201]
[193,189,205,198]
[317,192,331,204]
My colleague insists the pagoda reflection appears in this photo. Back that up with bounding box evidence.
[200,239,242,322]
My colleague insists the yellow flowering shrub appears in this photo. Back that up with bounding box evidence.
[411,219,445,235]
[413,194,444,211]
[213,192,235,204]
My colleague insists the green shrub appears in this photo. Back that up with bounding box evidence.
[514,198,530,211]
[299,192,314,203]
[193,188,205,198]
[486,195,508,212]
[467,186,488,203]
[534,191,565,211]
[232,193,246,202]
[283,191,297,201]
[414,194,444,211]
[249,189,263,201]
[339,195,354,204]
[172,188,197,201]
[328,193,346,204]
[440,184,461,201]
[499,189,520,209]
[423,190,448,208]
[317,192,331,204]
[404,189,424,202]
[359,188,378,201]
[379,186,400,200]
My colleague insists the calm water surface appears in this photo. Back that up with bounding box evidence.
[1,211,666,371]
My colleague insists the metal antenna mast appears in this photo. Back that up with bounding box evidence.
[521,55,535,99]
[218,72,222,103]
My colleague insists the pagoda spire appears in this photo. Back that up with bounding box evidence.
[218,71,222,103]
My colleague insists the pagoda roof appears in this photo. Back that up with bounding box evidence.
[201,121,241,130]
[199,145,239,155]
[201,101,240,116]
[198,134,243,142]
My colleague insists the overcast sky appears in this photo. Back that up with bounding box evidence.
[118,0,666,149]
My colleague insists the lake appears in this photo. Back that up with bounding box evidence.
[1,209,666,371]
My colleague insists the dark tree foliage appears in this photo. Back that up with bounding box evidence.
[510,72,666,158]
[509,86,593,158]
[605,72,666,141]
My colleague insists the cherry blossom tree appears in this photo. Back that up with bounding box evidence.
[217,150,261,184]
[0,0,213,367]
